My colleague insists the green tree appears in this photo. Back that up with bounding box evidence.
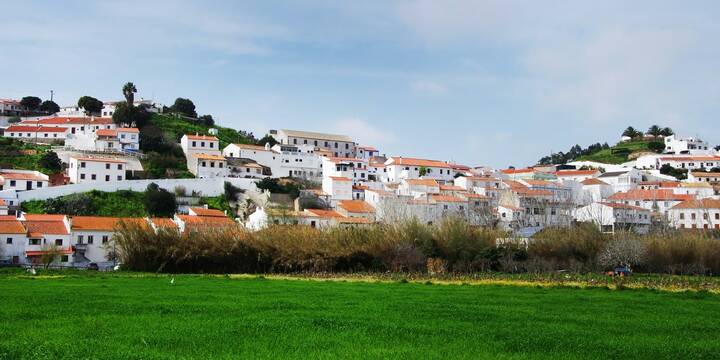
[7,116,21,124]
[20,96,42,111]
[647,125,662,137]
[648,141,665,153]
[112,102,151,128]
[39,245,63,269]
[39,100,60,114]
[198,114,214,127]
[255,134,278,147]
[122,82,137,106]
[622,126,642,139]
[78,96,103,115]
[144,183,177,217]
[39,151,62,173]
[660,127,674,137]
[419,166,428,176]
[170,98,197,117]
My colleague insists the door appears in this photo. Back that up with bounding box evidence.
[26,181,32,191]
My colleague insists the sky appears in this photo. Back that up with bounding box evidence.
[1,1,719,168]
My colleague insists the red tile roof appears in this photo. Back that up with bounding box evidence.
[337,200,375,213]
[188,207,226,217]
[388,157,450,168]
[406,179,439,187]
[185,134,218,141]
[554,170,599,176]
[581,178,608,186]
[6,126,68,133]
[329,176,351,181]
[598,202,649,211]
[0,171,47,181]
[95,129,117,137]
[0,220,26,234]
[430,195,467,203]
[671,199,720,210]
[608,189,695,201]
[71,157,126,163]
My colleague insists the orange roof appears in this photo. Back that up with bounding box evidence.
[406,179,439,187]
[608,189,695,201]
[26,247,74,256]
[464,193,490,199]
[189,207,226,217]
[523,179,558,187]
[691,172,720,177]
[71,216,146,231]
[597,202,649,211]
[501,168,535,174]
[639,181,681,188]
[150,218,176,228]
[352,185,369,190]
[439,185,465,191]
[0,220,26,234]
[23,214,66,221]
[337,200,375,213]
[660,156,720,161]
[231,143,271,151]
[554,170,598,176]
[671,199,720,210]
[388,157,450,168]
[24,220,69,235]
[96,129,117,137]
[185,134,218,141]
[21,117,113,125]
[71,157,126,164]
[177,215,236,227]
[116,128,139,133]
[581,178,608,186]
[192,153,225,161]
[0,171,47,181]
[329,176,351,182]
[5,126,68,133]
[430,195,467,203]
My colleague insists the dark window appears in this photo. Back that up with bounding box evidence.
[81,162,86,168]
[117,164,122,170]
[105,175,110,181]
[91,174,96,180]
[102,235,109,244]
[80,174,86,180]
[55,239,62,246]
[192,141,196,147]
[88,236,94,244]
[105,163,110,169]
[61,255,68,262]
[9,180,16,186]
[6,238,12,244]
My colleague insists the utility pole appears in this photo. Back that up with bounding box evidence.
[50,90,54,102]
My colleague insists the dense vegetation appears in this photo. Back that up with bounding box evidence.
[0,271,718,359]
[0,138,61,173]
[21,185,178,217]
[114,219,720,275]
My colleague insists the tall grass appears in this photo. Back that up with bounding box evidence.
[113,218,720,275]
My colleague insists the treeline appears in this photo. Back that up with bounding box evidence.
[538,143,610,165]
[114,218,720,275]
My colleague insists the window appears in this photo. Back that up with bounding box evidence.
[37,181,43,188]
[6,238,12,244]
[102,235,109,244]
[443,205,448,210]
[77,235,84,244]
[716,214,719,220]
[210,142,214,148]
[81,162,86,168]
[201,142,205,147]
[30,239,40,245]
[210,162,215,168]
[293,139,297,145]
[88,235,94,244]
[117,176,122,181]
[61,255,68,262]
[703,213,708,220]
[105,163,110,169]
[105,175,110,181]
[691,213,696,220]
[55,239,62,246]
[91,174,96,180]
[9,180,15,186]
[304,139,307,144]
[117,164,122,170]
[345,143,349,149]
[680,213,685,220]
[192,141,196,147]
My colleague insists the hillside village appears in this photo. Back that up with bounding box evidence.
[1,87,720,269]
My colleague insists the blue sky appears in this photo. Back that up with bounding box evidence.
[2,1,719,167]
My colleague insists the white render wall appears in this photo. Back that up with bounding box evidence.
[7,177,258,203]
[68,158,126,184]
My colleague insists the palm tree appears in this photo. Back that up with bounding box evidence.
[660,127,674,137]
[122,82,137,106]
[647,125,662,138]
[622,126,641,139]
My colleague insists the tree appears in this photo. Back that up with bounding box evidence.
[714,145,720,152]
[597,238,646,270]
[198,114,214,127]
[660,164,688,180]
[622,126,642,139]
[20,96,42,111]
[39,151,62,173]
[255,134,278,147]
[660,127,674,137]
[39,100,60,114]
[647,125,662,138]
[419,166,428,176]
[170,98,197,117]
[39,245,63,269]
[144,183,177,217]
[7,116,21,124]
[112,102,151,128]
[77,96,103,115]
[122,82,137,106]
[648,141,665,153]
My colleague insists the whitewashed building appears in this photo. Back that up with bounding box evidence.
[67,156,126,183]
[664,135,714,155]
[4,126,68,143]
[575,202,651,234]
[270,129,356,158]
[667,199,720,230]
[384,157,454,183]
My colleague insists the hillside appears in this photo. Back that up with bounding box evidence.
[575,140,658,164]
[0,138,58,173]
[147,113,255,148]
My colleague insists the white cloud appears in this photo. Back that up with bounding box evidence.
[328,118,396,147]
[411,81,448,96]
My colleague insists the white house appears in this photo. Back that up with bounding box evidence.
[322,157,368,184]
[322,176,353,203]
[188,154,228,178]
[70,216,129,265]
[4,126,68,143]
[607,189,694,215]
[575,202,651,234]
[180,134,220,157]
[357,146,380,160]
[20,214,74,266]
[595,169,642,192]
[384,157,454,183]
[553,169,600,182]
[0,99,25,116]
[67,156,126,184]
[664,135,714,155]
[657,156,720,171]
[20,117,115,134]
[269,129,356,158]
[0,218,28,264]
[667,199,720,230]
[578,178,614,204]
[688,171,720,185]
[0,170,49,192]
[398,179,440,197]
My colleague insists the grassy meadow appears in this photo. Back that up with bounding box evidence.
[1,271,719,359]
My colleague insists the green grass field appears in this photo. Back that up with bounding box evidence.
[576,140,654,164]
[1,272,718,359]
